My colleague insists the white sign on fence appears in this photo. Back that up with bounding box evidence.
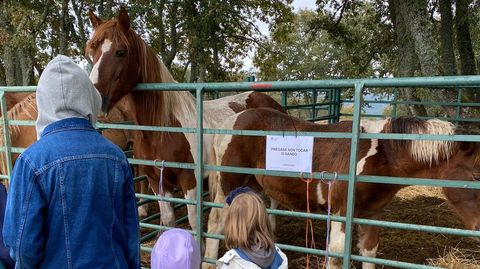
[265,135,314,173]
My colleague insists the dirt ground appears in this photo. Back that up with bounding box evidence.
[139,186,480,269]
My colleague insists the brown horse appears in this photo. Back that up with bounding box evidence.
[0,93,134,180]
[85,7,285,229]
[207,108,480,269]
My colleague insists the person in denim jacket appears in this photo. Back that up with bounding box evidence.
[3,55,140,269]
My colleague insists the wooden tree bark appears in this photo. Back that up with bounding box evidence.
[398,0,439,76]
[439,0,457,75]
[157,0,180,69]
[455,0,476,76]
[59,0,69,55]
[455,0,479,104]
[0,63,5,86]
[388,0,427,116]
[18,48,33,86]
[3,45,17,86]
[71,0,91,64]
[395,0,457,116]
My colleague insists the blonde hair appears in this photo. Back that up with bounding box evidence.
[224,192,274,251]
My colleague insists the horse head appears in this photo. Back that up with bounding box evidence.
[439,135,480,232]
[86,7,141,112]
[380,117,480,232]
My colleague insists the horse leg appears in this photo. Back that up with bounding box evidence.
[185,187,197,230]
[178,171,198,230]
[203,171,227,269]
[357,224,379,269]
[269,198,278,231]
[158,192,175,227]
[328,212,345,269]
[137,179,149,218]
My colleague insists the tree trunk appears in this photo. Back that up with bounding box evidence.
[0,63,5,86]
[388,0,427,116]
[439,0,457,75]
[71,0,91,64]
[165,1,180,68]
[396,0,457,116]
[455,0,476,75]
[455,0,478,103]
[398,0,439,76]
[18,48,33,85]
[59,0,69,55]
[3,45,16,86]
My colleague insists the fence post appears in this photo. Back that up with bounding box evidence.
[195,87,204,251]
[342,82,364,268]
[0,91,13,188]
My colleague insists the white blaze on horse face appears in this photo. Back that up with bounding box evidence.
[356,120,387,175]
[89,39,112,84]
[185,188,197,230]
[159,192,175,227]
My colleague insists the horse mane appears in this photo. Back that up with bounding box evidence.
[0,93,37,174]
[4,93,37,137]
[382,117,455,166]
[87,19,196,129]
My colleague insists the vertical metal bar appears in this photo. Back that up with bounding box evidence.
[342,82,364,269]
[333,88,341,123]
[392,88,398,117]
[195,87,204,251]
[312,89,317,121]
[281,90,287,109]
[455,88,463,123]
[0,91,13,188]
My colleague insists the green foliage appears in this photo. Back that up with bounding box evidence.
[254,2,395,81]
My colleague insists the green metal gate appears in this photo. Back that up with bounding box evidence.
[2,76,480,269]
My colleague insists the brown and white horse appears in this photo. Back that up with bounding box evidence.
[207,108,480,269]
[85,8,285,229]
[0,93,134,179]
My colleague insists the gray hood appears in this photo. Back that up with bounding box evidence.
[36,55,102,138]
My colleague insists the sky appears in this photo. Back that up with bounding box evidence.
[243,0,317,72]
[292,0,317,11]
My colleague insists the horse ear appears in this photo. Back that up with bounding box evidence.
[118,6,130,32]
[88,9,103,29]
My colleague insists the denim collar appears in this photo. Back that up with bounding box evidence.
[41,118,96,138]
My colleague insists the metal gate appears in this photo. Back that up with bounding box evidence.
[2,76,480,269]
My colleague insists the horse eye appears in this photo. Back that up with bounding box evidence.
[115,50,126,57]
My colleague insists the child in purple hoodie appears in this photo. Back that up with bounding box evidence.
[151,228,201,269]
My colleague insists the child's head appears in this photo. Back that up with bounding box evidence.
[151,228,201,269]
[224,188,274,251]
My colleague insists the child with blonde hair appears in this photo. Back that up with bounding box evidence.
[216,187,288,269]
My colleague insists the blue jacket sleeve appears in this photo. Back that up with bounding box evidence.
[122,163,140,269]
[3,156,46,268]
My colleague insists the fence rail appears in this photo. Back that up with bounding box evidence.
[1,75,480,269]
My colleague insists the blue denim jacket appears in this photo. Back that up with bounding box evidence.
[3,118,140,269]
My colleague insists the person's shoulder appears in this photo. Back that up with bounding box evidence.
[216,250,260,269]
[275,246,288,269]
[218,249,238,264]
[97,135,127,156]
